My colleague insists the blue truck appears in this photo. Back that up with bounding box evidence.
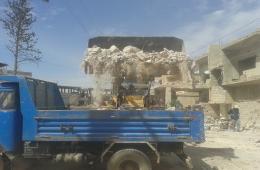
[0,75,204,170]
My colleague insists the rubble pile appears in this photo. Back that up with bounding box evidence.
[243,109,260,131]
[204,116,230,131]
[83,45,193,106]
[83,45,189,83]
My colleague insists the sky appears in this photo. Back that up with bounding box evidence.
[0,0,259,87]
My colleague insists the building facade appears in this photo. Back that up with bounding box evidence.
[196,30,260,129]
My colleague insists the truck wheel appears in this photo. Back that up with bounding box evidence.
[107,149,152,170]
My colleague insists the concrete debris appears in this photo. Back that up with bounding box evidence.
[123,45,140,53]
[205,112,260,132]
[166,106,176,111]
[109,45,120,53]
[83,45,192,106]
[205,116,229,131]
[243,108,260,131]
[84,45,188,77]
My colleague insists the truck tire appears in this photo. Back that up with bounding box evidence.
[107,149,152,170]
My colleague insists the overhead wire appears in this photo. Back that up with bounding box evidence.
[39,1,91,69]
[63,0,89,36]
[190,18,260,56]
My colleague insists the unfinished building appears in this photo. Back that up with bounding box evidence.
[196,30,260,129]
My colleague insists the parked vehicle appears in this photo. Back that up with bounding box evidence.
[0,75,204,170]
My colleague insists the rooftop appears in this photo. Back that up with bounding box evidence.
[222,29,260,55]
[0,62,8,68]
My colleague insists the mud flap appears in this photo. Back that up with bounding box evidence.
[175,143,193,169]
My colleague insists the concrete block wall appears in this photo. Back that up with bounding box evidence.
[230,85,260,101]
[237,101,260,129]
[176,91,199,107]
[210,85,232,103]
[229,85,260,129]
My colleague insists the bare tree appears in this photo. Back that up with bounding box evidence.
[1,0,41,74]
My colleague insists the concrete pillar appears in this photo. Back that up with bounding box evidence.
[165,87,172,107]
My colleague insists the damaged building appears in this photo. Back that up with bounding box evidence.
[196,29,260,130]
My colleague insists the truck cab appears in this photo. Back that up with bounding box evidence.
[0,82,21,153]
[0,76,65,154]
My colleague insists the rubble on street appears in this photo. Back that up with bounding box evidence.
[204,116,230,131]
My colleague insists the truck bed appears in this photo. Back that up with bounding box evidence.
[35,110,204,143]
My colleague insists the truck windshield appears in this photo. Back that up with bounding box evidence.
[0,91,15,110]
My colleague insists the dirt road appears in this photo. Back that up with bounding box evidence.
[12,130,260,170]
[158,130,260,170]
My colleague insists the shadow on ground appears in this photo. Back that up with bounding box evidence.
[12,145,236,170]
[155,145,237,170]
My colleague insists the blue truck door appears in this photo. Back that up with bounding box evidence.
[0,83,21,153]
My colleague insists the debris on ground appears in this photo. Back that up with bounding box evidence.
[242,109,260,131]
[204,116,230,131]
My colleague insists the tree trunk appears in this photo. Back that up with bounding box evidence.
[14,42,19,75]
[14,28,20,75]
